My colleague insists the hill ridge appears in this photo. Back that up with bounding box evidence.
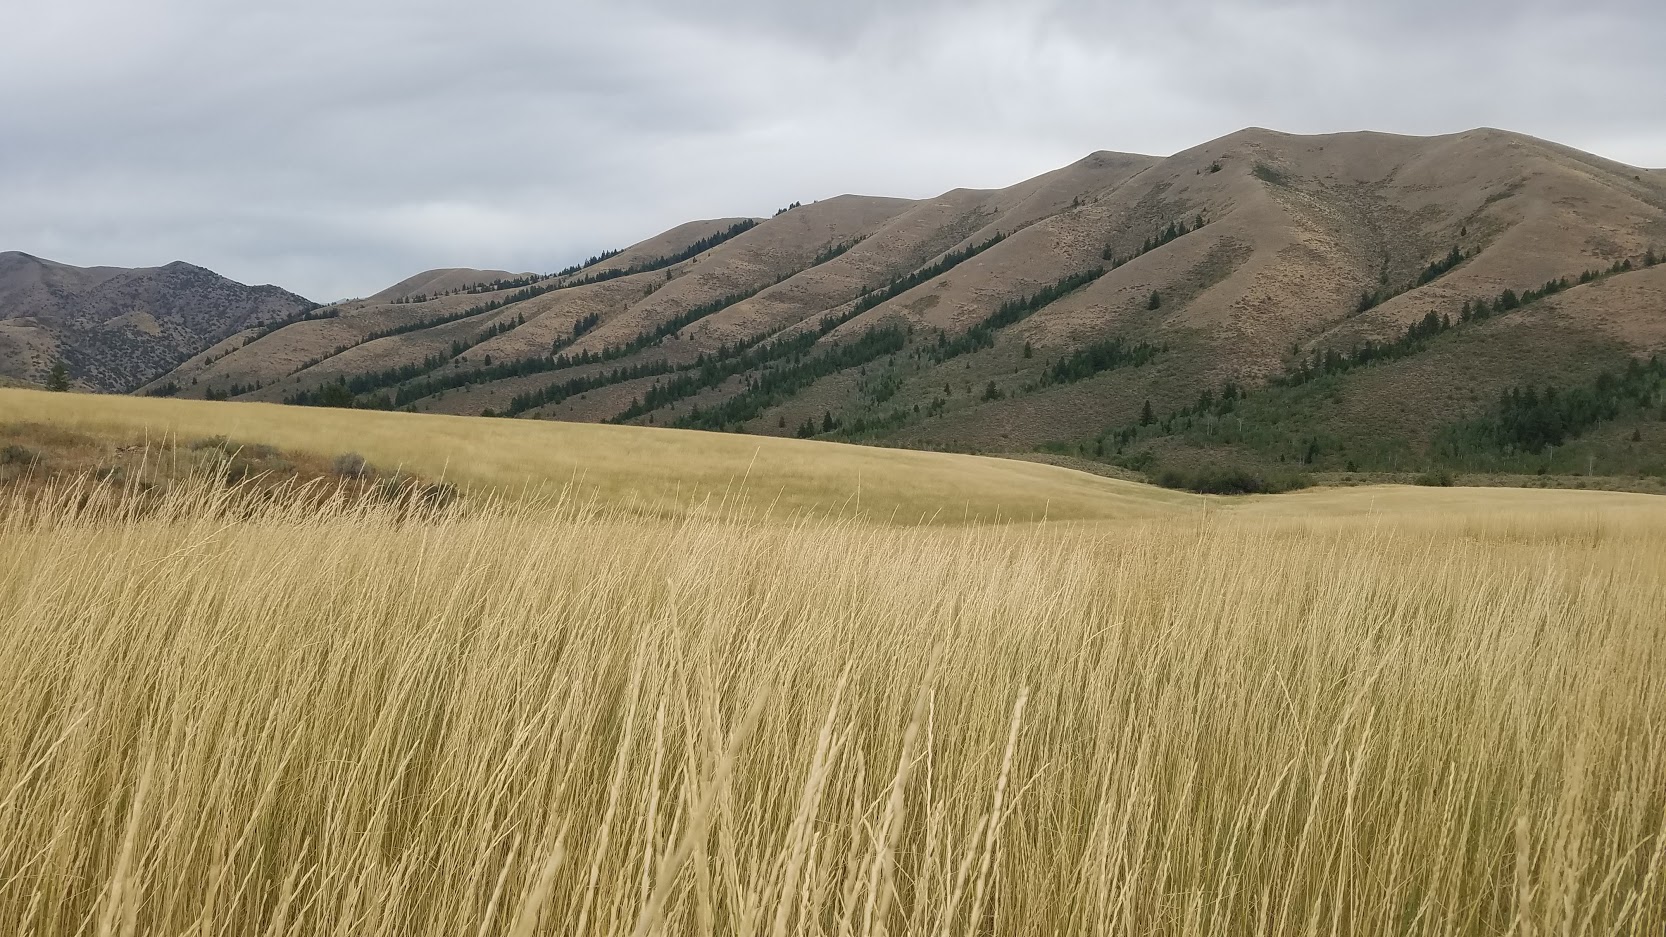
[34,126,1666,489]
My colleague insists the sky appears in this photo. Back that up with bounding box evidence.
[5,0,1663,302]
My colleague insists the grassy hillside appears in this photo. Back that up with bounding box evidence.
[2,461,1663,935]
[0,388,1200,522]
[140,128,1666,494]
[11,388,1663,521]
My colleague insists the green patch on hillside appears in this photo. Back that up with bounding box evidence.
[1028,260,1666,492]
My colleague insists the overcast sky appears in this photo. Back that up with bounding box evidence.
[5,0,1663,301]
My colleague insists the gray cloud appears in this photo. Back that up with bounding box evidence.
[4,0,1662,301]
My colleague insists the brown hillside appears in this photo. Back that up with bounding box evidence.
[0,252,313,391]
[143,215,774,403]
[113,127,1666,488]
[367,268,533,304]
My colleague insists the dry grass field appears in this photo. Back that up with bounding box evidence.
[1,390,1664,935]
[0,389,1197,522]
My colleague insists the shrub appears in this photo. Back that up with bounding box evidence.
[188,436,232,453]
[1415,470,1455,487]
[223,460,257,485]
[1155,466,1312,495]
[331,452,369,478]
[1,444,40,466]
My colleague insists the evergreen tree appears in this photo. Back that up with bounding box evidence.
[1147,291,1162,311]
[1140,400,1154,425]
[821,410,835,433]
[45,361,70,392]
[317,380,354,408]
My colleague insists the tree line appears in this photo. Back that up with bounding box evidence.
[1355,244,1473,314]
[554,248,625,279]
[254,304,334,339]
[1040,338,1164,386]
[848,233,1006,317]
[1102,215,1207,267]
[1440,355,1665,456]
[555,220,760,290]
[1282,257,1645,388]
[609,302,884,424]
[511,230,1013,424]
[672,326,909,432]
[930,267,1107,362]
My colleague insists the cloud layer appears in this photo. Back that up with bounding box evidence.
[6,0,1662,300]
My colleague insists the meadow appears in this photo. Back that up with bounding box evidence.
[1,388,1663,935]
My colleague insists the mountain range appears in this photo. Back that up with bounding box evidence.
[0,252,313,391]
[9,127,1666,487]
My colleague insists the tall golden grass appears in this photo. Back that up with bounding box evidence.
[1,476,1663,935]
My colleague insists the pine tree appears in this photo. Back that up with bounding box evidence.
[1023,341,1033,359]
[1147,291,1162,311]
[45,361,70,392]
[821,411,835,433]
[1140,400,1154,425]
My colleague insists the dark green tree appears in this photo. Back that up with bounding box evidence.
[317,380,355,408]
[45,361,70,392]
[1147,291,1162,311]
[1140,399,1154,425]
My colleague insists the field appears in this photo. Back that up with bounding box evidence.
[2,389,1664,935]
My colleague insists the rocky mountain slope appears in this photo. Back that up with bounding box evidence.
[0,253,316,391]
[140,128,1666,486]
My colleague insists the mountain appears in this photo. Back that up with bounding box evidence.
[141,128,1666,488]
[367,268,539,305]
[0,253,316,391]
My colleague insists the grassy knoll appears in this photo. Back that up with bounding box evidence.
[0,389,1200,522]
[10,389,1664,523]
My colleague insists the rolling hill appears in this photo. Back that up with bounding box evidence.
[8,386,1660,522]
[0,252,316,391]
[106,128,1666,487]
